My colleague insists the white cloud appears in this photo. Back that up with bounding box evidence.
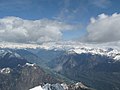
[0,16,73,44]
[91,0,111,8]
[86,13,120,43]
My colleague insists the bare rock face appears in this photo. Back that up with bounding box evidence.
[67,82,93,90]
[0,64,60,90]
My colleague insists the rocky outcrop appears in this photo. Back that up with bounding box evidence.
[30,82,94,90]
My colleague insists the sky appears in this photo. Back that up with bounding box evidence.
[0,0,120,44]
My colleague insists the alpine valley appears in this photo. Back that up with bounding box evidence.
[0,41,120,90]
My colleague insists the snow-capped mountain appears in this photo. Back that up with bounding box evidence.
[0,41,120,61]
[68,47,120,61]
[0,42,120,90]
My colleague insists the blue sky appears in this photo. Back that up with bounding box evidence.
[0,0,119,21]
[0,0,120,43]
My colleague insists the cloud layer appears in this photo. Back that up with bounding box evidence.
[0,16,73,44]
[86,13,120,43]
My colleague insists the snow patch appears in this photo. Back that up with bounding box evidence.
[75,82,88,89]
[26,63,35,67]
[30,83,64,90]
[0,50,22,59]
[0,68,11,74]
[61,83,68,90]
[114,55,120,61]
[30,85,43,90]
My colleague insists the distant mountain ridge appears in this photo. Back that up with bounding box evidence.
[0,41,120,61]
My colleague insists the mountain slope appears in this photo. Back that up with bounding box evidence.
[27,48,65,65]
[48,52,120,90]
[0,50,60,90]
[0,49,93,90]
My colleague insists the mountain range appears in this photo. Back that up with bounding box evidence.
[0,42,120,90]
[0,49,93,90]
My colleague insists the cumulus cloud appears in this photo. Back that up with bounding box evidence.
[0,16,73,44]
[85,13,120,43]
